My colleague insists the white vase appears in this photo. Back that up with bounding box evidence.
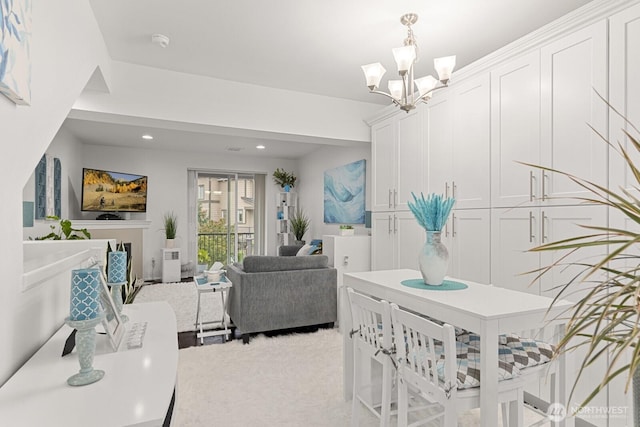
[418,231,449,286]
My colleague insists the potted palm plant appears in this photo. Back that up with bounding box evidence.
[163,211,177,248]
[525,101,640,414]
[273,168,297,192]
[290,208,310,245]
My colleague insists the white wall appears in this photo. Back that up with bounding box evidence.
[297,144,371,241]
[79,143,297,279]
[73,61,380,145]
[22,126,84,240]
[0,0,110,386]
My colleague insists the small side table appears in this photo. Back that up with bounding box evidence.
[193,276,233,344]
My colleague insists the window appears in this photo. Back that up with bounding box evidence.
[237,208,245,224]
[198,185,205,200]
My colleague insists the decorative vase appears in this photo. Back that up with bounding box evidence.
[165,238,175,248]
[418,231,449,286]
[283,184,291,192]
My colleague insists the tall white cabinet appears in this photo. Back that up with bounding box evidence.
[367,3,640,425]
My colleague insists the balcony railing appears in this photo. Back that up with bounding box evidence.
[198,232,254,265]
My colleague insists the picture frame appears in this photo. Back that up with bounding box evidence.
[99,274,125,351]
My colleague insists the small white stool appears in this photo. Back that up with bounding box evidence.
[194,276,233,345]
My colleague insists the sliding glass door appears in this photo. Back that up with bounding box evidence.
[193,171,262,268]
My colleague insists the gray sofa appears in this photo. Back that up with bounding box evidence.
[226,246,337,343]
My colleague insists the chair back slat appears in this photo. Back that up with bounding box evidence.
[347,288,391,351]
[391,303,457,403]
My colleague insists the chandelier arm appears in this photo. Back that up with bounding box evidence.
[368,89,400,102]
[415,83,450,104]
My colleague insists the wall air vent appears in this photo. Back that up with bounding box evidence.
[226,147,243,152]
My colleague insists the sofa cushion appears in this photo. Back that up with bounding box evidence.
[243,255,328,273]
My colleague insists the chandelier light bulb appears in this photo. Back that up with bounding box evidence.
[434,55,457,83]
[392,45,416,75]
[388,80,403,101]
[361,63,387,90]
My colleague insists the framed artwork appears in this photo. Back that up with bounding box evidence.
[0,0,32,105]
[324,159,366,224]
[99,274,124,351]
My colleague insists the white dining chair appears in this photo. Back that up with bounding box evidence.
[347,288,395,427]
[390,303,527,427]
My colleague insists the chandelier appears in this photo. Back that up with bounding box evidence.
[361,13,456,112]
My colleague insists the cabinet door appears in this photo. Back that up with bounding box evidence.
[371,119,396,211]
[490,207,541,295]
[371,213,394,270]
[610,3,640,198]
[396,109,424,210]
[449,209,491,284]
[395,212,424,271]
[491,51,541,208]
[425,94,452,196]
[451,73,491,209]
[540,21,608,204]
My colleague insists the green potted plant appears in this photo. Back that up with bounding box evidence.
[163,211,177,248]
[525,103,640,410]
[339,224,354,236]
[32,216,91,240]
[290,208,310,245]
[273,168,297,192]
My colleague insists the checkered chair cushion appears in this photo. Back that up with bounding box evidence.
[457,332,556,370]
[500,333,556,369]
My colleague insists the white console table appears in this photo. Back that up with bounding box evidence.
[0,302,178,427]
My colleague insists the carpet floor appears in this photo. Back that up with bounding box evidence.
[173,328,547,427]
[133,282,228,333]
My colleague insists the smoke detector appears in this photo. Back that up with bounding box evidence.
[151,33,170,48]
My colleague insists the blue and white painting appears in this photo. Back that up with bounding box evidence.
[0,0,32,105]
[324,159,366,224]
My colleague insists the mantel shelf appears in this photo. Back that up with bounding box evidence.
[72,220,151,230]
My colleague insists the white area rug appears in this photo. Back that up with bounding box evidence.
[133,282,228,332]
[174,328,547,427]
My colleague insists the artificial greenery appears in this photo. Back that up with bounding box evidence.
[272,168,297,188]
[163,211,177,239]
[33,216,91,240]
[290,208,310,241]
[339,225,354,230]
[524,100,640,407]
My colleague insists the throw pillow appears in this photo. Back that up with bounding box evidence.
[296,244,317,256]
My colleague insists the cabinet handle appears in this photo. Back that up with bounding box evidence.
[445,221,449,237]
[542,211,548,242]
[389,189,392,208]
[452,181,457,199]
[542,172,548,201]
[388,215,392,234]
[445,182,449,199]
[394,189,398,208]
[529,211,535,242]
[452,213,457,237]
[529,171,535,202]
[394,215,398,234]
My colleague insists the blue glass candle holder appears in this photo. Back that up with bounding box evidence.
[70,268,102,321]
[107,251,127,283]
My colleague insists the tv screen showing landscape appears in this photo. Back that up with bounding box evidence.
[81,168,148,212]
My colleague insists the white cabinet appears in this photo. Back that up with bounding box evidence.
[610,3,640,197]
[491,51,541,208]
[323,235,371,331]
[276,191,297,246]
[425,74,491,209]
[445,209,491,284]
[162,248,180,283]
[539,20,608,204]
[371,109,423,211]
[323,235,371,287]
[371,212,423,271]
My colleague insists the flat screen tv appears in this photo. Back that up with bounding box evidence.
[81,168,148,214]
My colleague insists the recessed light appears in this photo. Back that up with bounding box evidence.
[141,134,154,140]
[256,145,266,150]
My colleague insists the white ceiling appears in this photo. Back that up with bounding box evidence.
[64,0,593,157]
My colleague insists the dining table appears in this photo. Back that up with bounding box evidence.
[342,269,575,427]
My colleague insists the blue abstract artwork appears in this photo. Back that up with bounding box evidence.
[0,0,32,105]
[324,159,366,224]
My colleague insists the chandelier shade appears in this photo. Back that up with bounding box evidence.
[362,13,456,112]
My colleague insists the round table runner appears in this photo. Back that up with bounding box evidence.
[400,279,468,291]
